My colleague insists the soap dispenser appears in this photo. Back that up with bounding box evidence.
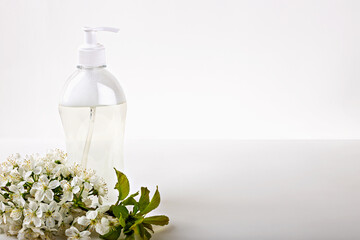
[59,27,126,203]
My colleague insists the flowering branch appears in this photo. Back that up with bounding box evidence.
[0,149,169,240]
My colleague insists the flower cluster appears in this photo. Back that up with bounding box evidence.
[0,149,169,240]
[0,149,114,239]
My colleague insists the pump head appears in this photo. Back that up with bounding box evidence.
[78,26,119,67]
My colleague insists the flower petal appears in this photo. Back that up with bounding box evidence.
[35,191,45,202]
[23,216,31,225]
[73,186,80,194]
[65,226,79,237]
[48,180,60,189]
[40,203,48,213]
[33,166,42,175]
[77,216,91,226]
[29,201,38,211]
[32,182,42,190]
[39,175,49,184]
[45,189,54,201]
[33,217,42,228]
[24,171,32,179]
[53,212,62,223]
[86,210,98,220]
[46,217,55,228]
[10,209,22,221]
[80,230,91,240]
[49,201,57,211]
[36,207,43,218]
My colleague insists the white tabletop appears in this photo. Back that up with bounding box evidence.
[1,139,360,240]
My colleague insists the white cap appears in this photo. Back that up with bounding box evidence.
[78,27,119,67]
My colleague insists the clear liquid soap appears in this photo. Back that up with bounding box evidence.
[59,27,126,203]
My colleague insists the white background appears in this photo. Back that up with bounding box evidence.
[1,2,360,239]
[1,0,360,140]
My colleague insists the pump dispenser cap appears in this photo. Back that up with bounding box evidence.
[78,27,119,67]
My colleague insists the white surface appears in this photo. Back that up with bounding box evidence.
[1,1,360,139]
[1,139,360,239]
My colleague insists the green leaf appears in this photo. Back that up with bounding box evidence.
[143,215,169,226]
[111,205,129,220]
[144,228,153,240]
[138,187,150,212]
[119,216,126,228]
[129,217,144,230]
[135,223,145,238]
[122,192,139,206]
[114,168,130,201]
[140,186,160,215]
[124,234,135,240]
[122,197,137,206]
[142,222,154,233]
[100,225,122,240]
[133,204,139,214]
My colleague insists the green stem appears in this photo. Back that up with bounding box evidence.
[79,186,85,199]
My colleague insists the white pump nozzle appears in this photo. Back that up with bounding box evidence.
[78,26,119,67]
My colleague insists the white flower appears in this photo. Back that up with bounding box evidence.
[77,210,99,231]
[32,175,60,201]
[0,161,12,175]
[44,162,57,176]
[82,197,93,208]
[0,174,9,187]
[71,164,84,177]
[10,207,22,221]
[80,181,92,199]
[9,184,25,206]
[65,226,91,240]
[91,176,107,196]
[29,161,43,175]
[7,223,21,236]
[80,169,96,183]
[59,202,73,216]
[20,154,43,175]
[46,149,67,164]
[98,205,110,214]
[56,164,72,178]
[23,201,42,227]
[9,169,21,184]
[0,149,115,240]
[95,217,111,235]
[61,179,80,202]
[40,202,62,228]
[18,227,44,240]
[0,202,8,224]
[32,165,42,175]
[18,167,32,185]
[63,215,73,225]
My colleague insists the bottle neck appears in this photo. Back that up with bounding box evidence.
[77,65,106,70]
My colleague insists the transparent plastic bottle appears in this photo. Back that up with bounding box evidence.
[59,27,126,203]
